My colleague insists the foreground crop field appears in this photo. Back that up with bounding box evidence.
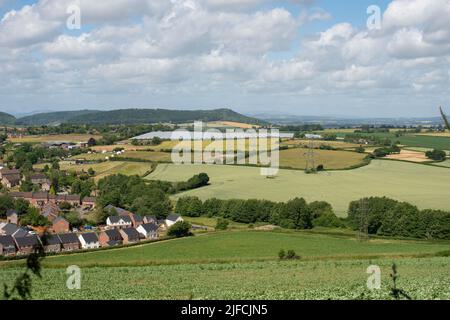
[147,160,450,216]
[1,231,450,300]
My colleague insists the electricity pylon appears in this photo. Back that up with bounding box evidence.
[304,139,316,173]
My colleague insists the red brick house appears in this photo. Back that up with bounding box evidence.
[52,217,70,233]
[14,235,41,256]
[98,229,123,247]
[119,228,140,245]
[0,235,16,256]
[57,233,80,251]
[42,234,61,253]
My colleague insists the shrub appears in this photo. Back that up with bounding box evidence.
[167,221,192,238]
[425,149,447,161]
[215,218,229,230]
[278,249,286,260]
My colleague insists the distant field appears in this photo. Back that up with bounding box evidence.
[9,134,101,143]
[91,144,150,152]
[385,150,428,163]
[2,231,450,300]
[281,139,361,149]
[71,151,171,162]
[207,121,261,129]
[36,161,153,181]
[279,148,367,170]
[147,160,450,216]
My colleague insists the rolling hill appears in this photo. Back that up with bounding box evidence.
[0,111,16,125]
[15,110,100,126]
[15,108,265,126]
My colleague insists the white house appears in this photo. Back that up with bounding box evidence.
[136,223,159,240]
[106,216,132,229]
[165,214,183,227]
[78,233,100,249]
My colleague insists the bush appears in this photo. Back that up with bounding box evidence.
[215,218,229,230]
[278,249,286,260]
[167,221,192,238]
[426,149,447,161]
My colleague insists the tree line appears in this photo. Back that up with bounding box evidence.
[176,197,344,229]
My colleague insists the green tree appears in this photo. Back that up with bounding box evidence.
[167,221,192,238]
[215,218,229,230]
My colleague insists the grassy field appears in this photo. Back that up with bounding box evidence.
[3,230,449,268]
[36,161,153,181]
[281,139,361,150]
[9,134,101,143]
[1,231,450,299]
[71,151,172,162]
[147,160,450,216]
[279,148,367,170]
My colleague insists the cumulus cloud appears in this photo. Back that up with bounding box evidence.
[0,0,449,116]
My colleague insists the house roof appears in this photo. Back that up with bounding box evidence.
[43,234,61,246]
[58,233,79,244]
[2,223,18,235]
[108,215,132,224]
[0,169,20,175]
[79,233,98,243]
[120,228,140,239]
[6,209,18,217]
[33,192,49,200]
[133,214,143,223]
[140,223,158,233]
[42,202,60,218]
[3,174,21,184]
[82,197,96,203]
[30,173,47,180]
[143,215,157,222]
[105,205,132,216]
[53,216,68,225]
[0,235,15,247]
[166,214,181,222]
[106,240,121,246]
[13,228,29,238]
[104,229,122,239]
[15,235,40,248]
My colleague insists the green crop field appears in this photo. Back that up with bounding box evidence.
[279,148,367,170]
[1,231,450,299]
[6,231,445,268]
[146,160,450,216]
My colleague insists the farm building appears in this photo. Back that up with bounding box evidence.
[78,233,100,249]
[119,228,140,244]
[136,223,159,240]
[58,233,80,252]
[0,235,17,256]
[99,229,123,247]
[165,214,183,227]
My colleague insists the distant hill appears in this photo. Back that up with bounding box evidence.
[16,110,100,126]
[0,111,16,125]
[16,108,265,126]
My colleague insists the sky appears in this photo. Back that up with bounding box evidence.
[0,0,449,118]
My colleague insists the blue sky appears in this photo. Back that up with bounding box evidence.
[0,0,449,117]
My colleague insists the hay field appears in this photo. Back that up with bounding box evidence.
[146,160,450,216]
